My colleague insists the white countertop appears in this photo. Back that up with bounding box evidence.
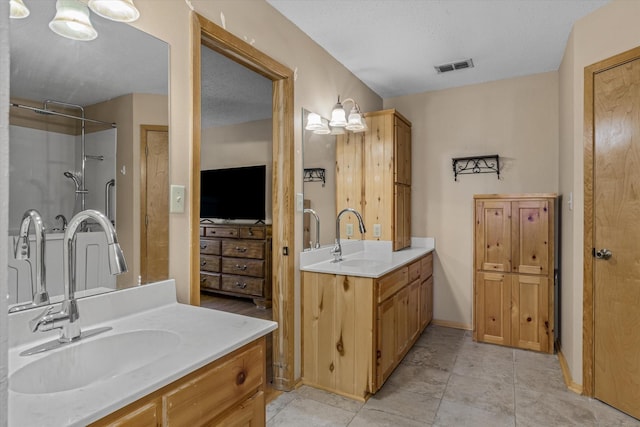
[300,238,435,278]
[8,280,277,427]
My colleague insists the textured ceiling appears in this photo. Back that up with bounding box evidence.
[267,0,610,98]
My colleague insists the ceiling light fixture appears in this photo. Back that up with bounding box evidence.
[9,0,30,18]
[329,96,367,133]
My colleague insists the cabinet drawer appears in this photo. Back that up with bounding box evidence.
[421,253,433,281]
[222,257,265,277]
[408,260,421,283]
[200,255,221,272]
[222,240,265,259]
[377,267,408,303]
[200,272,221,290]
[199,226,206,237]
[163,340,264,426]
[200,239,221,255]
[206,226,238,238]
[221,275,264,296]
[239,226,266,240]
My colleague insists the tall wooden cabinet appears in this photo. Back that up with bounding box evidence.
[473,194,557,354]
[336,109,412,250]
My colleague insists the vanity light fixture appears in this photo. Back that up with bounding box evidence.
[329,96,367,133]
[49,0,98,41]
[88,0,140,23]
[9,0,30,19]
[305,112,331,135]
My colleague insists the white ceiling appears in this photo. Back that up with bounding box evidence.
[267,0,610,99]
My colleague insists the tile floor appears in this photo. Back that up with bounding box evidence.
[266,325,640,426]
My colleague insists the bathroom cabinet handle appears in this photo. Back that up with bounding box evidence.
[235,282,247,289]
[200,244,207,250]
[235,264,248,271]
[235,247,247,253]
[200,260,207,267]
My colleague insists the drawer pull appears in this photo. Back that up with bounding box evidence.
[248,229,254,236]
[200,260,207,267]
[200,277,206,284]
[235,264,248,271]
[235,247,247,253]
[236,371,246,385]
[235,282,247,289]
[200,244,207,250]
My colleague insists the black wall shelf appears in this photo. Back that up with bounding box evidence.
[452,154,500,181]
[303,168,326,186]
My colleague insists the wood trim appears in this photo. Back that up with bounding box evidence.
[191,12,296,391]
[140,125,169,284]
[430,319,472,330]
[473,193,558,200]
[582,45,640,397]
[557,345,584,395]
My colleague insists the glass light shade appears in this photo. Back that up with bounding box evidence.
[10,0,30,19]
[329,103,347,127]
[49,0,98,41]
[313,119,331,135]
[345,107,365,132]
[88,0,140,23]
[305,112,324,131]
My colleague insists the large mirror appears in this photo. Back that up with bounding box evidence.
[302,109,336,250]
[7,1,169,310]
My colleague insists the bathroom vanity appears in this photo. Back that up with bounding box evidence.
[8,280,277,427]
[300,239,434,400]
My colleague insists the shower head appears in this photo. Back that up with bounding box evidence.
[64,171,81,190]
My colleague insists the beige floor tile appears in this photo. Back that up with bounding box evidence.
[515,386,597,427]
[453,351,514,384]
[515,363,567,394]
[364,387,440,423]
[296,385,365,413]
[268,397,355,427]
[402,345,457,372]
[434,399,515,427]
[348,408,428,427]
[443,373,515,416]
[384,363,450,399]
[591,399,640,426]
[266,390,298,422]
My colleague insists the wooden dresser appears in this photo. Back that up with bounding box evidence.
[199,223,272,308]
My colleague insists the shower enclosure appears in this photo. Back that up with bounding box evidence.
[7,100,118,306]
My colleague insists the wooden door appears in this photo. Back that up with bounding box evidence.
[511,274,550,353]
[592,56,640,419]
[394,115,411,185]
[140,125,169,284]
[511,200,550,275]
[376,297,396,388]
[475,200,511,272]
[475,272,511,346]
[393,183,411,250]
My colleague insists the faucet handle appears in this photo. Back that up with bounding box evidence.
[29,306,55,332]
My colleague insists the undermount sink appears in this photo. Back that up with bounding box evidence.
[10,329,180,394]
[340,259,385,268]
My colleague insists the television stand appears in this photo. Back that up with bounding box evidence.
[199,223,272,308]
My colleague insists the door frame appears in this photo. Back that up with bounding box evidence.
[140,124,169,284]
[583,45,640,396]
[190,12,296,390]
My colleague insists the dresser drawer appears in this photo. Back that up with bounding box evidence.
[408,259,421,283]
[222,257,265,277]
[221,275,264,296]
[377,267,408,303]
[200,255,221,273]
[239,226,266,240]
[421,252,433,281]
[200,239,221,255]
[200,272,220,290]
[206,226,238,238]
[163,340,264,425]
[222,240,265,259]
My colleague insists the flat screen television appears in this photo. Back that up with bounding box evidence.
[200,165,266,221]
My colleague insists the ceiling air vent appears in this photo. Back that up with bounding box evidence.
[434,58,474,74]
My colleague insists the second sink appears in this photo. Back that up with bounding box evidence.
[10,329,180,394]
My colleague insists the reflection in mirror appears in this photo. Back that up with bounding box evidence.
[8,1,169,311]
[302,109,336,250]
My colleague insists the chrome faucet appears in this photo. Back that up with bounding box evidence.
[29,210,127,342]
[54,214,67,231]
[9,210,50,313]
[331,208,366,262]
[303,208,321,250]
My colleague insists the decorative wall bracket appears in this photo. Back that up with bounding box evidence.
[452,154,500,181]
[303,168,326,186]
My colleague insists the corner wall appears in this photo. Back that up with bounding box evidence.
[385,71,559,328]
[558,0,640,386]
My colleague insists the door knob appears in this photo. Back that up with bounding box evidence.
[595,248,613,260]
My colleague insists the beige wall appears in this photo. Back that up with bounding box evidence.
[385,71,559,328]
[87,93,169,288]
[558,0,640,386]
[201,119,273,223]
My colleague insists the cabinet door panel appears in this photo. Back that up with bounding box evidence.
[395,287,410,359]
[420,276,434,330]
[407,280,420,343]
[511,200,550,275]
[475,201,511,272]
[212,391,265,427]
[511,274,550,352]
[376,297,396,388]
[91,400,160,427]
[475,272,511,346]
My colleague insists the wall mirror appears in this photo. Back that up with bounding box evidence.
[302,108,336,250]
[8,1,169,311]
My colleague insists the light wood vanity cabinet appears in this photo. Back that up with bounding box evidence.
[303,252,433,400]
[90,337,267,427]
[473,194,557,353]
[199,224,272,308]
[336,109,412,251]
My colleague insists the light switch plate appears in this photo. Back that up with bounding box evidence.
[373,224,382,238]
[170,185,185,213]
[296,193,304,212]
[346,223,354,237]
